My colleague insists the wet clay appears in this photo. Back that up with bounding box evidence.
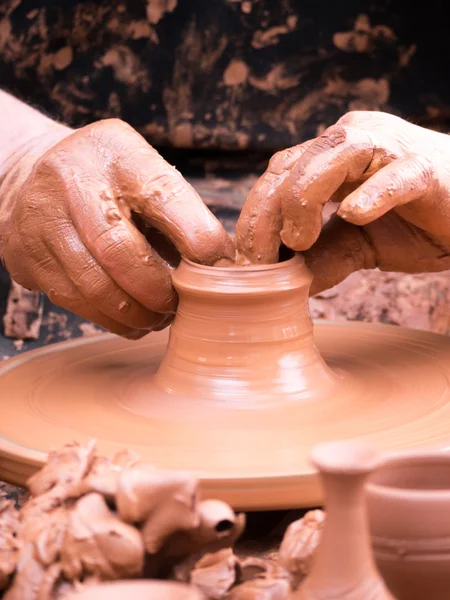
[295,441,395,600]
[3,255,450,508]
[0,441,323,599]
[65,580,206,600]
[0,442,246,600]
[366,451,450,600]
[3,280,43,340]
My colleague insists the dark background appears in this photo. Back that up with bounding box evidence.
[1,0,449,160]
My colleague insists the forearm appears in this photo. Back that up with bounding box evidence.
[0,90,71,173]
[0,90,71,220]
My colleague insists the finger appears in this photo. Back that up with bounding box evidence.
[3,217,155,338]
[279,125,375,251]
[303,215,377,296]
[235,141,314,264]
[337,154,434,226]
[45,222,167,330]
[76,203,178,314]
[51,151,179,314]
[37,264,150,339]
[362,211,450,273]
[88,120,236,266]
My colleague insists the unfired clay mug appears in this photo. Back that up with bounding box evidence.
[66,580,205,600]
[366,451,450,600]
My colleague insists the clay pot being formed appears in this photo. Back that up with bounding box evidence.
[366,451,450,600]
[154,253,337,404]
[294,440,395,600]
[66,580,205,600]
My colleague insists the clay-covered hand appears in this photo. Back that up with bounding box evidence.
[0,119,234,338]
[236,111,450,294]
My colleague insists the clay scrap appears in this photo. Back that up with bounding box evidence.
[3,281,43,341]
[0,442,323,600]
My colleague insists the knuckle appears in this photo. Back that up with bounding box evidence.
[337,110,366,126]
[89,117,133,136]
[34,151,62,177]
[97,229,130,263]
[267,143,308,174]
[337,110,378,127]
[73,261,103,291]
[268,148,290,172]
[409,154,435,186]
[80,119,139,158]
[83,278,113,306]
[314,124,348,151]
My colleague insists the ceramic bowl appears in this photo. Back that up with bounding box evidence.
[366,451,450,600]
[66,580,205,600]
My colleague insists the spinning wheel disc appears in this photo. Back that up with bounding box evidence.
[2,321,450,509]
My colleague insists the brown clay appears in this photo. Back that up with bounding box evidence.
[366,451,450,600]
[228,578,291,600]
[0,442,246,600]
[1,441,325,599]
[3,256,450,508]
[278,509,324,588]
[294,440,395,600]
[3,280,43,340]
[162,500,246,563]
[0,500,20,589]
[65,580,205,600]
[153,254,336,404]
[188,548,238,599]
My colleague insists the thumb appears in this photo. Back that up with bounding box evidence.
[89,119,236,266]
[303,215,377,296]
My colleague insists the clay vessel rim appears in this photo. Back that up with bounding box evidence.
[367,450,450,500]
[173,254,311,295]
[184,253,304,273]
[310,440,382,475]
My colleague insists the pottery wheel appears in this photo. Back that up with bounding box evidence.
[2,320,450,509]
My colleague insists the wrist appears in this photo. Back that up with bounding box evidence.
[0,123,72,256]
[1,123,72,185]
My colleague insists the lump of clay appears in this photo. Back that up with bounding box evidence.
[187,549,239,600]
[238,557,288,584]
[64,580,206,600]
[190,501,245,551]
[0,500,20,590]
[27,441,97,499]
[73,450,139,499]
[227,578,290,600]
[278,510,325,588]
[3,281,43,340]
[163,500,246,562]
[60,493,145,580]
[1,442,247,600]
[115,462,199,554]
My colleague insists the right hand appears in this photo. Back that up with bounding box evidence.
[236,111,450,295]
[0,119,234,339]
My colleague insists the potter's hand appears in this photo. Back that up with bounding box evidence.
[0,118,234,338]
[236,111,450,294]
